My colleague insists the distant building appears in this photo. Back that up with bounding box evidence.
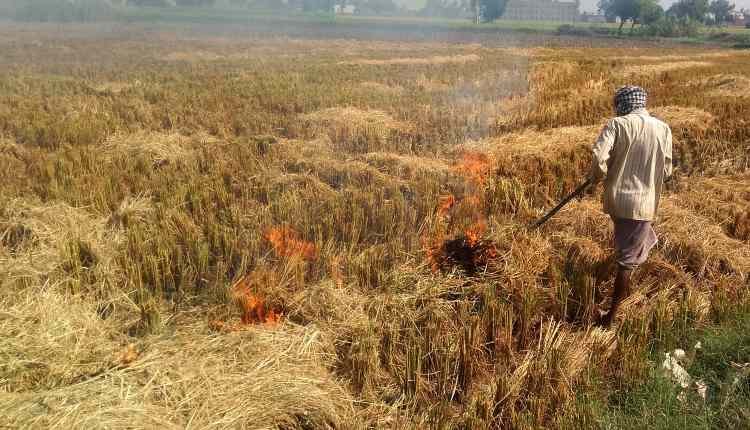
[579,12,606,23]
[729,11,747,26]
[334,4,357,14]
[500,0,579,22]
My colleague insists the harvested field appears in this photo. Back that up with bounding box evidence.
[619,61,714,75]
[650,105,716,130]
[698,74,750,97]
[298,107,412,151]
[0,22,749,430]
[357,81,405,95]
[342,54,481,66]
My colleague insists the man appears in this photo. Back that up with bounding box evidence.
[590,85,673,327]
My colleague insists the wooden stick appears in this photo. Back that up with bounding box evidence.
[530,179,592,230]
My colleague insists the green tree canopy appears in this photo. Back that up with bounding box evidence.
[302,0,333,12]
[598,0,641,32]
[708,0,734,23]
[668,0,709,21]
[638,0,664,24]
[481,0,507,21]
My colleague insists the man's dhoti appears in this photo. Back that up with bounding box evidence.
[612,217,658,269]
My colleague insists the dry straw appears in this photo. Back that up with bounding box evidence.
[619,61,713,76]
[101,131,218,166]
[0,199,122,285]
[658,199,749,280]
[298,107,412,150]
[650,106,715,131]
[342,54,480,66]
[686,74,750,97]
[1,282,355,429]
[2,29,750,430]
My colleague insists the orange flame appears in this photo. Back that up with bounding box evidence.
[453,152,493,186]
[265,226,318,260]
[422,232,446,273]
[438,194,456,216]
[465,221,487,247]
[231,274,282,325]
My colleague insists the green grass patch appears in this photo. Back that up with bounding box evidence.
[586,310,750,429]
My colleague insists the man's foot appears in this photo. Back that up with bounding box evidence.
[598,267,633,327]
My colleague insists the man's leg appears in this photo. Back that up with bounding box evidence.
[600,265,632,327]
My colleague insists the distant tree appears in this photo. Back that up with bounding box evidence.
[708,0,734,24]
[302,0,333,12]
[638,0,664,25]
[469,0,480,23]
[420,0,464,18]
[421,0,490,21]
[668,0,709,21]
[478,0,507,21]
[128,0,176,5]
[358,0,398,15]
[14,0,116,20]
[598,0,640,33]
[176,0,216,5]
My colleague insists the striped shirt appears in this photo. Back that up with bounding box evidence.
[590,109,673,221]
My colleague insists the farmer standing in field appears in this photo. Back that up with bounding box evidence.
[590,85,673,327]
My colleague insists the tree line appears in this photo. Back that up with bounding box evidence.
[598,0,739,34]
[1,0,744,33]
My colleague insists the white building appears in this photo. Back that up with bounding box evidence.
[334,4,357,14]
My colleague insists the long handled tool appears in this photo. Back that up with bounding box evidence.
[530,179,592,229]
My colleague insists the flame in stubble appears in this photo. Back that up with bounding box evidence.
[232,274,282,325]
[425,151,500,273]
[453,152,493,186]
[438,194,456,216]
[464,220,487,247]
[265,226,318,261]
[209,274,282,331]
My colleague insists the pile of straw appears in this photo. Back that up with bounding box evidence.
[0,199,121,285]
[359,152,452,181]
[671,174,750,241]
[650,105,715,131]
[101,131,212,166]
[1,298,355,428]
[482,125,599,159]
[299,107,411,148]
[658,200,749,280]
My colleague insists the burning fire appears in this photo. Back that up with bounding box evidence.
[464,221,487,247]
[425,152,499,274]
[438,194,456,216]
[423,232,447,273]
[453,152,493,186]
[265,226,318,260]
[209,273,282,332]
[231,274,282,325]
